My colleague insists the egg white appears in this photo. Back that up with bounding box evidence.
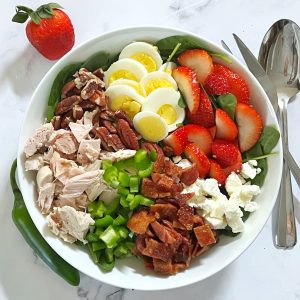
[159,62,177,75]
[109,79,146,97]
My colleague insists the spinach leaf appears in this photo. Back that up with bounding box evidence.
[217,93,237,120]
[208,94,218,109]
[178,93,186,108]
[219,226,239,237]
[47,62,83,121]
[156,35,231,63]
[101,52,119,71]
[81,51,111,71]
[259,126,280,154]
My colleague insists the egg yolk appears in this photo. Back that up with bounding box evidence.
[125,82,146,96]
[157,104,177,125]
[131,52,157,72]
[109,70,138,84]
[110,95,141,119]
[144,79,174,95]
[136,116,167,141]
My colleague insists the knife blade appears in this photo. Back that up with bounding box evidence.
[232,33,279,113]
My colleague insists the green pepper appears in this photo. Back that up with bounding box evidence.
[10,160,80,286]
[129,195,140,210]
[117,186,129,196]
[134,149,151,170]
[138,163,153,178]
[86,232,99,242]
[89,201,106,218]
[98,256,115,272]
[150,150,157,162]
[116,226,129,239]
[104,248,114,263]
[129,176,140,193]
[95,215,114,227]
[118,171,130,187]
[99,225,120,248]
[95,227,104,237]
[91,241,106,252]
[103,166,119,188]
[113,214,127,226]
[138,195,154,207]
[120,195,129,208]
[102,160,113,170]
[105,196,120,215]
[88,244,100,263]
[113,244,129,258]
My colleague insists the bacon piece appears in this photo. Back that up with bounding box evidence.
[173,238,191,264]
[171,183,184,194]
[180,163,199,186]
[193,224,217,247]
[142,238,174,262]
[127,210,156,234]
[164,159,183,179]
[177,205,194,230]
[193,214,205,226]
[132,234,146,255]
[150,204,177,220]
[192,244,209,257]
[141,178,171,199]
[143,257,154,270]
[141,142,165,173]
[152,259,174,274]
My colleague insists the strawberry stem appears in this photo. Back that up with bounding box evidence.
[12,3,63,24]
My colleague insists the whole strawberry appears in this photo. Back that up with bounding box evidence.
[12,3,75,60]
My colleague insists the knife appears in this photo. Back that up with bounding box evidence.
[232,33,279,114]
[232,33,300,188]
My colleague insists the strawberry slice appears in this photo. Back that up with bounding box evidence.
[235,103,263,152]
[184,124,213,155]
[186,89,215,128]
[164,126,187,156]
[211,139,240,168]
[209,159,226,185]
[209,126,217,139]
[223,151,242,177]
[184,143,211,178]
[178,49,213,83]
[204,64,250,104]
[172,66,201,113]
[215,109,238,141]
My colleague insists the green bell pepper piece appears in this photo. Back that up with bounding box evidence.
[100,225,120,248]
[95,215,114,227]
[129,176,139,193]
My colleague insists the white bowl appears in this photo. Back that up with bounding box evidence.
[17,26,282,291]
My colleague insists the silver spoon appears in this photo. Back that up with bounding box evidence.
[259,19,300,248]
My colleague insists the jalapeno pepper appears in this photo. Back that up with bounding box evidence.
[10,160,80,286]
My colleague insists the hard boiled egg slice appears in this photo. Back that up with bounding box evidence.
[119,42,163,72]
[133,111,168,142]
[110,79,146,97]
[159,62,177,75]
[142,88,185,132]
[140,71,178,96]
[104,58,147,87]
[105,85,145,119]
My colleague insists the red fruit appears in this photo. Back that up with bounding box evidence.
[211,139,240,168]
[184,143,211,178]
[184,124,213,155]
[13,4,75,60]
[178,49,213,83]
[235,103,263,152]
[209,159,226,185]
[172,66,201,113]
[164,126,187,156]
[223,151,243,177]
[204,64,250,104]
[186,90,215,128]
[209,126,217,139]
[215,109,238,141]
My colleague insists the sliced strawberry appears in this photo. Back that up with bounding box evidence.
[184,124,213,155]
[209,126,217,139]
[223,151,242,177]
[209,159,226,185]
[211,139,240,168]
[215,109,238,141]
[235,103,263,152]
[172,66,201,113]
[178,49,213,83]
[204,64,250,104]
[186,90,215,128]
[164,126,187,156]
[184,143,211,178]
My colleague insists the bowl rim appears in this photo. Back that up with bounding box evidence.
[17,25,283,290]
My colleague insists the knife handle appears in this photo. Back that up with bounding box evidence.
[275,98,297,248]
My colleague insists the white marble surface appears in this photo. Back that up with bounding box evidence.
[1,0,300,299]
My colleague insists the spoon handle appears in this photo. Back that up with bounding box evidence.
[276,99,297,248]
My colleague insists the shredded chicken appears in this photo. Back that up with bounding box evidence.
[83,108,99,125]
[53,193,89,211]
[37,182,55,214]
[69,122,92,143]
[85,170,107,202]
[48,130,78,157]
[36,166,53,190]
[99,149,136,162]
[77,139,101,165]
[25,154,44,171]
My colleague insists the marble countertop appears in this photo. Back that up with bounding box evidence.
[1,0,300,299]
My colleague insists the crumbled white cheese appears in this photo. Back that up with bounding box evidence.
[100,150,136,162]
[241,162,257,179]
[201,178,221,197]
[176,159,191,169]
[224,201,245,233]
[172,156,182,164]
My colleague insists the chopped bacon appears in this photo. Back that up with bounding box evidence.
[150,204,177,220]
[177,205,194,230]
[142,238,174,262]
[194,224,217,247]
[153,259,174,274]
[193,214,205,226]
[127,210,156,234]
[144,256,154,270]
[173,238,191,264]
[192,244,209,257]
[164,159,183,179]
[180,163,199,186]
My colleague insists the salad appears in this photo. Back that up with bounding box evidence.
[23,35,279,275]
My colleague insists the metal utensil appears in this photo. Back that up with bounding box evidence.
[232,34,300,188]
[258,19,300,248]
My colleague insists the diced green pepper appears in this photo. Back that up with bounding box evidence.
[138,163,153,178]
[150,150,157,162]
[116,226,129,239]
[86,232,99,242]
[89,201,106,218]
[95,227,104,237]
[139,195,154,207]
[113,244,129,258]
[98,256,115,272]
[104,248,114,263]
[118,171,130,187]
[129,176,140,193]
[102,160,113,170]
[103,166,119,188]
[95,215,114,227]
[120,195,129,208]
[117,186,129,196]
[134,149,151,170]
[88,244,100,263]
[129,195,140,210]
[105,196,120,215]
[113,214,127,226]
[91,241,106,252]
[100,225,120,248]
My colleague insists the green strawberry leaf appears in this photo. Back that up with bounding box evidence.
[47,3,63,9]
[12,11,29,23]
[29,12,41,24]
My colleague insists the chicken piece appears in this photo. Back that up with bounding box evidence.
[99,187,118,204]
[47,206,95,243]
[99,150,136,162]
[37,182,55,214]
[77,139,101,165]
[61,170,100,199]
[53,193,89,211]
[83,108,99,125]
[84,160,101,172]
[44,146,54,162]
[25,154,44,171]
[36,166,53,190]
[85,170,107,202]
[69,122,92,143]
[24,123,54,157]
